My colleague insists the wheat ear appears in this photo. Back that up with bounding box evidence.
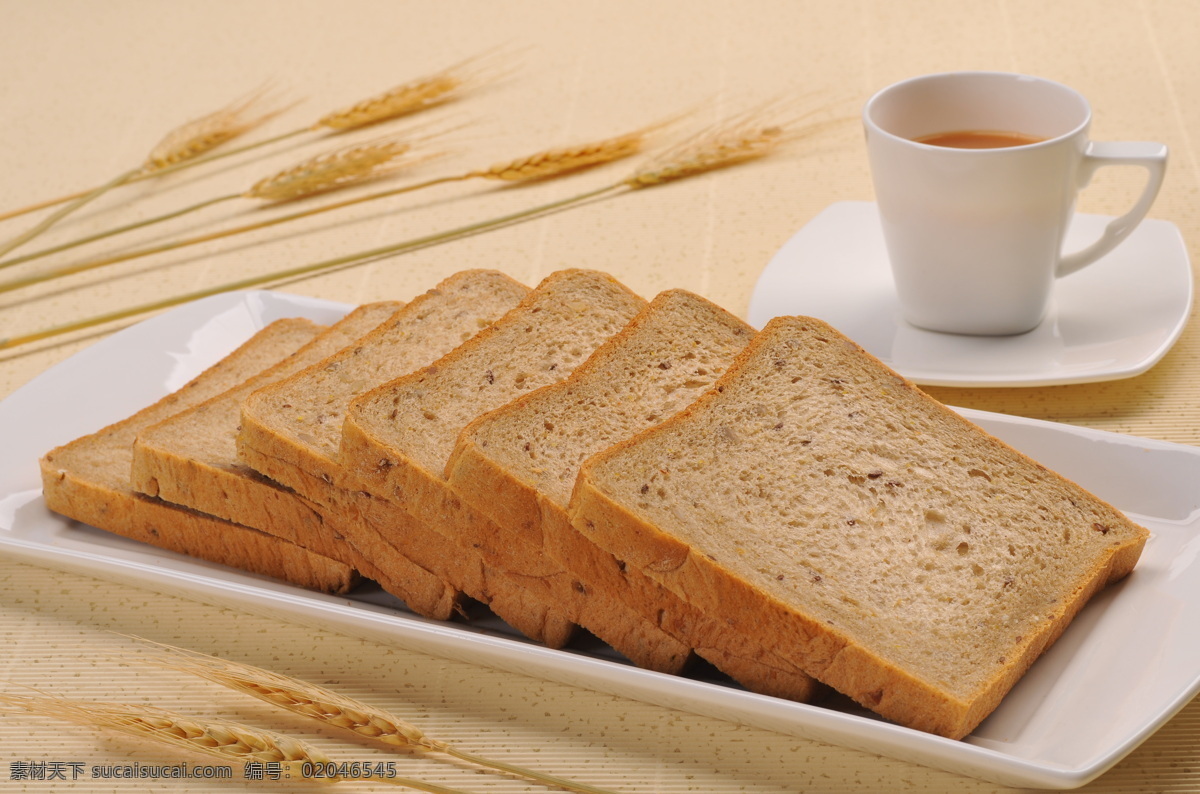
[243,135,440,202]
[0,118,667,291]
[0,88,294,224]
[465,119,672,182]
[0,693,466,792]
[0,53,504,227]
[0,134,442,278]
[315,51,507,132]
[0,105,823,351]
[138,642,624,794]
[0,90,288,259]
[141,87,293,172]
[625,100,816,187]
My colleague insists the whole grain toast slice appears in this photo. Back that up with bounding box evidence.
[570,315,1150,738]
[40,318,356,594]
[340,270,694,671]
[446,289,817,700]
[130,302,401,544]
[235,271,578,642]
[127,301,458,618]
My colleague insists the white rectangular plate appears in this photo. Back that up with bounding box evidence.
[2,290,1198,789]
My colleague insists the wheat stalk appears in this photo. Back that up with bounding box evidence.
[466,121,669,182]
[0,54,504,226]
[0,104,826,351]
[625,101,814,187]
[142,87,292,172]
[0,134,443,281]
[0,89,295,224]
[243,135,438,202]
[315,52,505,132]
[0,90,289,260]
[0,183,608,351]
[0,119,666,291]
[0,693,466,792]
[137,642,623,794]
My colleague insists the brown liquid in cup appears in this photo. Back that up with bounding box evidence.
[914,129,1047,149]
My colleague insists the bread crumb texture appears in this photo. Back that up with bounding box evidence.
[466,289,753,507]
[585,317,1146,707]
[246,270,528,463]
[354,269,647,474]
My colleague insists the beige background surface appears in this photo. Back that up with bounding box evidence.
[2,1,1198,791]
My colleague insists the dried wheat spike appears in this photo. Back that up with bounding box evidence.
[625,101,812,188]
[143,647,444,752]
[314,52,504,131]
[143,88,288,172]
[468,120,670,182]
[135,642,622,794]
[0,693,330,774]
[243,136,435,202]
[0,692,474,792]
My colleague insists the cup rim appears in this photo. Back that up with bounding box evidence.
[863,70,1092,152]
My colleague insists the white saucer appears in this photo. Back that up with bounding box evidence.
[748,201,1192,387]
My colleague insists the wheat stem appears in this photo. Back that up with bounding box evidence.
[0,119,665,284]
[0,194,243,272]
[0,175,470,295]
[0,53,500,226]
[0,135,437,273]
[0,182,619,351]
[0,191,89,223]
[0,693,465,791]
[0,90,288,254]
[135,642,624,794]
[0,128,310,226]
[0,104,821,351]
[0,169,141,259]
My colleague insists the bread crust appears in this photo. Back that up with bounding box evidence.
[570,315,1149,738]
[337,411,583,651]
[41,460,357,593]
[235,271,586,644]
[130,302,403,564]
[243,428,573,642]
[447,289,819,699]
[40,318,356,594]
[342,271,698,670]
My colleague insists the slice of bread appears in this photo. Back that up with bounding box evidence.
[131,301,401,554]
[446,289,816,700]
[570,315,1149,738]
[341,270,695,671]
[40,318,356,593]
[235,270,579,641]
[127,301,458,619]
[238,271,529,491]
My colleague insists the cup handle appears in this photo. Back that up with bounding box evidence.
[1056,141,1168,278]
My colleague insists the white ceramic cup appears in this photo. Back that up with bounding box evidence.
[863,71,1168,336]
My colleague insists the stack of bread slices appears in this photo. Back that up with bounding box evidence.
[40,268,1149,739]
